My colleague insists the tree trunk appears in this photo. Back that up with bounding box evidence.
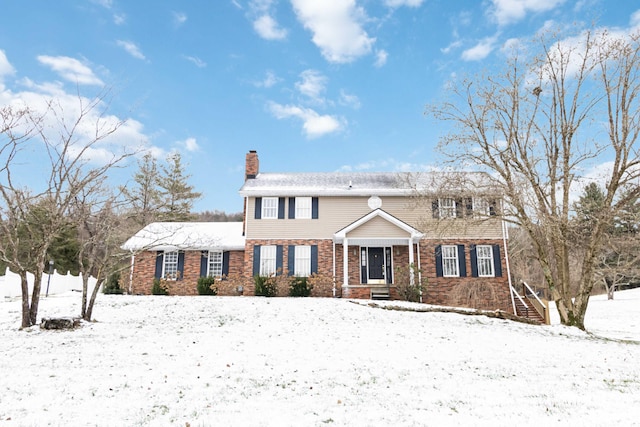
[84,277,103,321]
[29,273,42,326]
[20,272,31,328]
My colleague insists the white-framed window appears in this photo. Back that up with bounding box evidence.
[476,245,494,277]
[294,246,311,276]
[260,245,277,276]
[439,198,457,218]
[208,250,223,277]
[261,197,278,219]
[163,251,179,280]
[474,198,491,217]
[295,197,312,219]
[442,245,459,277]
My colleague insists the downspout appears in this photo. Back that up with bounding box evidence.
[417,240,422,303]
[502,214,516,315]
[332,240,336,297]
[128,252,135,294]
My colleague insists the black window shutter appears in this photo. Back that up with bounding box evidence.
[154,252,164,279]
[457,245,466,277]
[222,252,230,276]
[432,200,440,219]
[455,199,463,218]
[177,251,185,281]
[435,245,443,277]
[276,245,284,275]
[252,245,261,276]
[288,245,296,276]
[312,197,319,219]
[311,245,318,274]
[493,245,502,277]
[255,197,262,219]
[469,245,478,277]
[288,197,296,219]
[200,251,208,277]
[278,197,285,219]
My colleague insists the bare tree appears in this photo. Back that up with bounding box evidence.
[428,29,640,329]
[0,91,135,328]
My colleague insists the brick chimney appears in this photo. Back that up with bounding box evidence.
[245,150,259,180]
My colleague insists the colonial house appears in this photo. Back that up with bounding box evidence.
[123,150,514,313]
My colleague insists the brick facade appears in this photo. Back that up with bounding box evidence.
[128,249,245,296]
[127,238,511,313]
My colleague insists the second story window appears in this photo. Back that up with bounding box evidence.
[261,197,278,219]
[295,197,312,219]
[439,198,457,218]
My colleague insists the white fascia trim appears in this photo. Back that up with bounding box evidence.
[334,209,424,242]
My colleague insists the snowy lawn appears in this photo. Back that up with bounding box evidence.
[1,290,639,426]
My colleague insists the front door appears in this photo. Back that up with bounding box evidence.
[368,247,385,283]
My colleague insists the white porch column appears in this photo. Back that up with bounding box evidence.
[408,238,415,285]
[343,238,349,287]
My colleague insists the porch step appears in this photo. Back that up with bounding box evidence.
[514,298,545,324]
[370,288,390,300]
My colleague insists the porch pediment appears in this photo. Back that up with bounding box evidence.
[333,209,424,243]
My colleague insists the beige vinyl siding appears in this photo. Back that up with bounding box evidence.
[347,216,410,238]
[245,196,503,239]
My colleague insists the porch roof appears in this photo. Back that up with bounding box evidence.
[122,222,245,252]
[333,209,424,244]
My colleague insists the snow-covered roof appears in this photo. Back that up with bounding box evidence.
[239,171,493,197]
[122,222,245,252]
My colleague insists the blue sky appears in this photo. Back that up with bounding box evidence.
[1,1,639,213]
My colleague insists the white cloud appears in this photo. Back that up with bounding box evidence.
[173,11,188,27]
[36,55,103,85]
[184,55,207,68]
[178,137,199,152]
[253,70,279,88]
[374,49,388,67]
[488,0,565,26]
[116,40,146,60]
[113,13,126,25]
[295,69,327,100]
[461,36,498,61]
[0,50,16,80]
[339,90,361,110]
[92,0,113,8]
[291,0,375,63]
[384,0,424,7]
[631,9,640,28]
[253,14,288,40]
[267,101,343,138]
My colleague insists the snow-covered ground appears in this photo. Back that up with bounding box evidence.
[1,290,639,426]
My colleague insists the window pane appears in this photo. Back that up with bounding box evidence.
[208,250,223,277]
[260,245,277,276]
[294,246,311,276]
[474,198,491,217]
[477,245,494,277]
[295,197,312,219]
[440,198,456,218]
[164,251,179,280]
[442,245,459,277]
[262,197,278,219]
